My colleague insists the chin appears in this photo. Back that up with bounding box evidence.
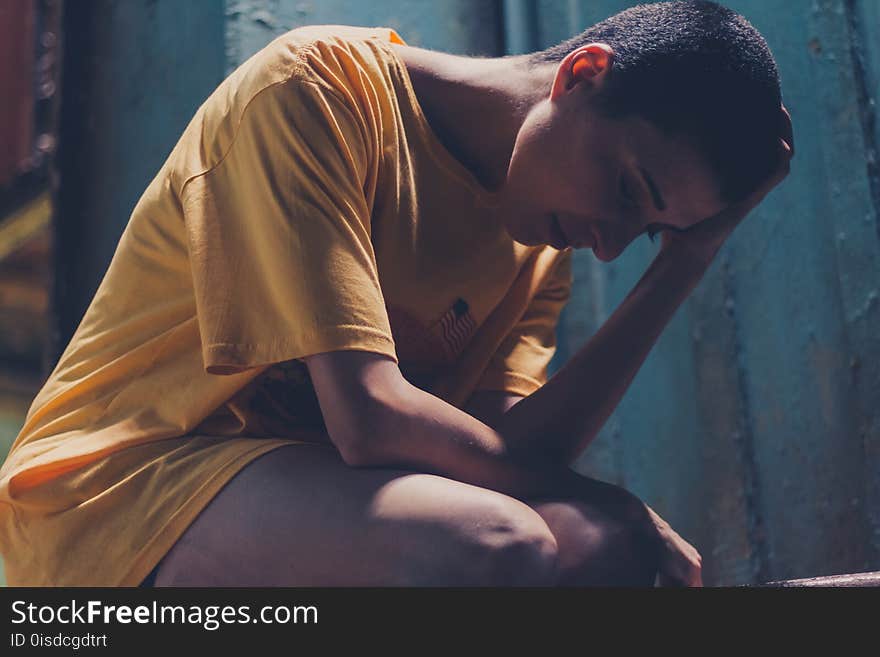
[504,222,543,247]
[592,243,618,263]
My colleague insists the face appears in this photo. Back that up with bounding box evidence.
[499,45,727,261]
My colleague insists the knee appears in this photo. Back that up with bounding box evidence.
[473,502,559,587]
[391,493,557,587]
[418,500,558,587]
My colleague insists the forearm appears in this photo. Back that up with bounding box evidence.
[494,246,711,465]
[351,379,571,500]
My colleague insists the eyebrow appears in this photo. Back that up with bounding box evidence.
[638,166,666,212]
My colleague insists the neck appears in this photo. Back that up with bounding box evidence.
[390,44,554,193]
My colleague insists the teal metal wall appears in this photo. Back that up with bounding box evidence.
[53,0,879,585]
[224,0,502,71]
[54,1,227,359]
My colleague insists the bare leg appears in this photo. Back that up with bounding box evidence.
[152,443,559,586]
[152,443,657,587]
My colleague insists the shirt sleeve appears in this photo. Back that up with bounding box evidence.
[472,249,573,397]
[181,78,397,374]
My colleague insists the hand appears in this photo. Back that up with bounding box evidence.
[642,503,704,587]
[660,104,795,264]
[555,471,704,586]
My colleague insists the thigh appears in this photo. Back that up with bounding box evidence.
[152,443,556,586]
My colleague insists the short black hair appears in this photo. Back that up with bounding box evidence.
[530,0,783,205]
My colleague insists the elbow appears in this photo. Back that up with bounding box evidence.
[329,393,397,469]
[317,360,416,469]
[305,349,410,468]
[335,434,379,468]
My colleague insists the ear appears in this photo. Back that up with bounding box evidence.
[550,43,615,101]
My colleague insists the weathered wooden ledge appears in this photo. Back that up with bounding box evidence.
[754,570,880,587]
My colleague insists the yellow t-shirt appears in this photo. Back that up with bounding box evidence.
[0,26,572,586]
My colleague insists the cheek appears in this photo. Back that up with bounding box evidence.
[512,148,557,195]
[567,144,617,211]
[511,119,579,200]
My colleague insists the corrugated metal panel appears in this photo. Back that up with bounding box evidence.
[848,0,880,576]
[724,0,877,581]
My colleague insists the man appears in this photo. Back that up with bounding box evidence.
[0,0,792,587]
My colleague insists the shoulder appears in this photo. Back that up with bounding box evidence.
[169,26,406,196]
[278,25,408,111]
[254,25,405,91]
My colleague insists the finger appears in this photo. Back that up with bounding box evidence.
[742,138,790,203]
[781,138,792,157]
[688,567,704,587]
[657,572,685,588]
[774,138,793,183]
[780,104,794,157]
[761,138,792,191]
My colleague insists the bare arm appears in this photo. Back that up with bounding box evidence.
[493,245,711,466]
[493,132,794,467]
[460,248,709,468]
[303,350,578,500]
